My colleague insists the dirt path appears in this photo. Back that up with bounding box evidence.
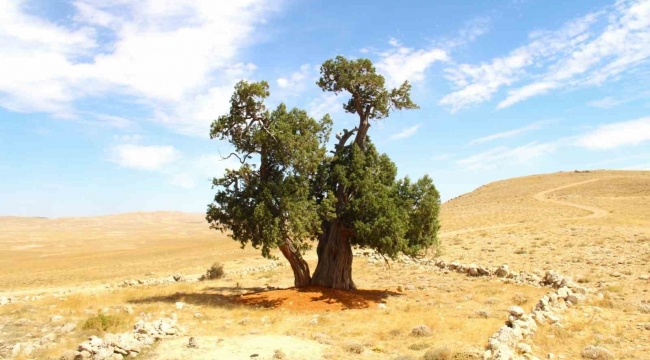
[440,178,609,237]
[532,178,609,219]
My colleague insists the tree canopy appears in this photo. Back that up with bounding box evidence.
[207,56,441,290]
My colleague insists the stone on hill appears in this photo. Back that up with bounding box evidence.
[495,265,509,278]
[411,325,433,337]
[581,345,614,359]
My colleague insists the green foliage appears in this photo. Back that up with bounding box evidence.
[208,56,442,283]
[207,81,332,258]
[313,56,441,260]
[82,314,126,332]
[314,140,440,259]
[317,56,419,120]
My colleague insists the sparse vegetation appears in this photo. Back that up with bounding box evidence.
[423,346,453,360]
[2,170,650,359]
[512,293,529,305]
[200,262,225,280]
[82,313,127,333]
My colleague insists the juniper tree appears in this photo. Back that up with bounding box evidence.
[207,56,441,290]
[206,80,332,286]
[310,56,441,289]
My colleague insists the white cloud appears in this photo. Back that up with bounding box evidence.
[468,120,554,145]
[497,0,650,109]
[575,117,650,149]
[389,124,422,140]
[376,39,448,87]
[109,144,180,170]
[440,12,598,112]
[276,64,312,89]
[92,114,135,129]
[587,96,625,108]
[307,93,341,119]
[169,154,241,188]
[0,0,277,135]
[457,142,558,170]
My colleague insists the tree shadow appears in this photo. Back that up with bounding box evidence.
[129,292,282,309]
[234,286,403,311]
[129,286,402,311]
[305,287,402,310]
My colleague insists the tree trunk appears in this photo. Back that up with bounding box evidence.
[311,219,356,290]
[278,238,311,287]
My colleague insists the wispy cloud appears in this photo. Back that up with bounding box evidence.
[276,64,313,90]
[441,0,650,111]
[587,96,624,108]
[109,144,180,171]
[439,12,598,112]
[457,142,559,170]
[575,117,650,150]
[0,0,279,135]
[168,154,241,189]
[307,93,340,119]
[468,120,554,145]
[376,39,448,88]
[389,124,422,141]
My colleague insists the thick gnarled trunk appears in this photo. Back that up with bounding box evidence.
[311,220,356,290]
[278,238,311,287]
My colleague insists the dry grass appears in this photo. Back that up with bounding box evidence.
[2,170,650,359]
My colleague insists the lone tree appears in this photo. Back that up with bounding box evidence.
[207,56,441,290]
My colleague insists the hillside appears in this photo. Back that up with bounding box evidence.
[1,170,649,359]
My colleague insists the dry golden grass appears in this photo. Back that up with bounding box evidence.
[0,211,261,292]
[2,170,650,359]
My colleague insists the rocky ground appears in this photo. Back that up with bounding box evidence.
[1,170,649,359]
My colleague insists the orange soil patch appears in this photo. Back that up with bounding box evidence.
[233,286,401,312]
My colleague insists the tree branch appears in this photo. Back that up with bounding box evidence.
[218,150,252,164]
[333,127,358,154]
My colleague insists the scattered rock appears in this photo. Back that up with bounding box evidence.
[508,306,525,317]
[495,264,510,278]
[188,337,199,348]
[411,325,433,337]
[581,345,614,359]
[343,341,364,354]
[175,302,185,310]
[60,350,79,360]
[517,343,532,354]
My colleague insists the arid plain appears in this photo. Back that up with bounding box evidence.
[1,170,649,359]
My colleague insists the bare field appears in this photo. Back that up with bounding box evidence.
[0,212,260,292]
[2,170,650,359]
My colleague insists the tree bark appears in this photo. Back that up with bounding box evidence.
[278,238,311,287]
[311,219,356,290]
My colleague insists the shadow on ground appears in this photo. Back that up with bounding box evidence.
[128,286,402,311]
[234,286,402,311]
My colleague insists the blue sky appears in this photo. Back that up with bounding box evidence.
[1,0,650,217]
